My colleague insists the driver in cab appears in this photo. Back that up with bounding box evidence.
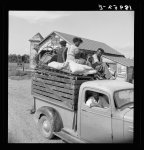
[86,92,109,108]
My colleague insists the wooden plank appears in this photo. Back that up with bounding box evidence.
[34,73,75,84]
[33,77,80,90]
[34,73,92,86]
[33,84,65,102]
[32,88,60,101]
[32,91,74,110]
[33,77,85,91]
[33,86,78,111]
[37,69,93,81]
[33,80,79,95]
[35,68,75,80]
[32,86,76,103]
[32,84,78,100]
[35,66,94,80]
[32,89,75,110]
[36,65,76,77]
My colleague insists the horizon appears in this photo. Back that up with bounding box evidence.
[9,11,134,58]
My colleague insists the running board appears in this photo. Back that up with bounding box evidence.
[54,130,85,143]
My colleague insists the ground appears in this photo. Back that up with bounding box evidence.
[8,78,64,143]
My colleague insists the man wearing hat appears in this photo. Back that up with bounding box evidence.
[66,37,85,64]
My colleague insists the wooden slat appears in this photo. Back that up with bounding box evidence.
[32,85,78,110]
[33,80,79,95]
[32,89,75,110]
[32,91,74,110]
[33,77,80,90]
[32,86,76,102]
[32,84,78,100]
[36,65,76,77]
[35,66,94,80]
[34,73,75,84]
[35,68,75,80]
[33,87,59,100]
[34,73,92,85]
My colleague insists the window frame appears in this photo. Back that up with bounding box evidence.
[113,88,134,109]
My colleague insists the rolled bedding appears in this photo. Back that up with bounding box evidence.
[47,61,97,75]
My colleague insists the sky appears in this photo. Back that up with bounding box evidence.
[9,11,134,58]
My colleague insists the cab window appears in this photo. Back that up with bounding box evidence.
[114,89,133,109]
[85,90,109,108]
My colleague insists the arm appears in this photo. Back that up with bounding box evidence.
[86,97,100,108]
[90,101,101,108]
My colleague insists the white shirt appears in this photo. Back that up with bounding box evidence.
[66,45,79,62]
[86,96,109,108]
[92,54,103,63]
[86,96,99,107]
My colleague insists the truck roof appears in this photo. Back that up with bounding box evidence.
[81,80,133,94]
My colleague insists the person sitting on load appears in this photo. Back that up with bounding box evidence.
[86,48,116,80]
[66,37,86,64]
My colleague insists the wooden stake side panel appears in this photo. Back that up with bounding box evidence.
[32,65,93,110]
[32,81,75,110]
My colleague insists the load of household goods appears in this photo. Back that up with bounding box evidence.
[34,49,99,78]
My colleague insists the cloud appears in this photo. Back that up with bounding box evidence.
[9,11,71,23]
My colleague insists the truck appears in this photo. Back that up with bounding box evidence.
[31,64,134,143]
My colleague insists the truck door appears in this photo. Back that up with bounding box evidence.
[80,88,112,143]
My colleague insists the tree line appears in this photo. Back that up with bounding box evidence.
[9,54,30,63]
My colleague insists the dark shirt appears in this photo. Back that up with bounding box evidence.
[57,47,68,63]
[63,47,68,61]
[49,54,58,63]
[91,55,103,69]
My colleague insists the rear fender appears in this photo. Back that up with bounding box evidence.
[34,106,63,132]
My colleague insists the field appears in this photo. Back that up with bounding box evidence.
[8,63,32,79]
[8,78,64,143]
[8,62,63,143]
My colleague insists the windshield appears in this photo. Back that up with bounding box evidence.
[114,89,133,109]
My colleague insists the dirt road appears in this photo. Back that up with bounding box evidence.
[8,78,64,143]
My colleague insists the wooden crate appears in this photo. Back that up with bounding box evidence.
[32,64,94,110]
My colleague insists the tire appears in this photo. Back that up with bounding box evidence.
[38,115,54,139]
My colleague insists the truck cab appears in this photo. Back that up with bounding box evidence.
[77,80,133,143]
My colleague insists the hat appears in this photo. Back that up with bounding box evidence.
[73,37,83,44]
[59,41,66,46]
[97,48,104,54]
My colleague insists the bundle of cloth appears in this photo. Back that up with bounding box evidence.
[47,61,97,75]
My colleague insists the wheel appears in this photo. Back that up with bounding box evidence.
[38,115,54,139]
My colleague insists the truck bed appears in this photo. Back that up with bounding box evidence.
[31,64,94,110]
